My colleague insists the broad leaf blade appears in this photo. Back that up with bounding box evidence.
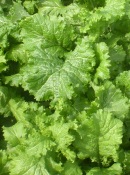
[9,154,50,175]
[87,163,122,175]
[74,110,123,164]
[94,81,129,119]
[61,161,82,175]
[5,36,95,101]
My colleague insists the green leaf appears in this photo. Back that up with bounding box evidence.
[49,117,77,161]
[40,0,81,23]
[24,132,56,157]
[8,1,29,22]
[94,81,129,119]
[8,99,29,121]
[122,119,130,149]
[0,15,10,48]
[41,0,63,11]
[0,54,7,72]
[123,151,130,174]
[0,150,9,175]
[0,87,16,117]
[125,0,130,19]
[23,1,36,15]
[74,110,123,164]
[9,154,50,175]
[87,163,122,175]
[116,71,130,98]
[61,161,82,175]
[20,14,75,52]
[45,157,63,173]
[101,0,125,20]
[1,0,130,174]
[3,122,26,147]
[49,121,74,149]
[80,0,126,39]
[0,2,24,49]
[6,44,28,64]
[5,36,95,101]
[109,44,126,77]
[94,42,110,83]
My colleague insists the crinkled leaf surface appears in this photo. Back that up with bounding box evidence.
[5,35,95,101]
[116,71,130,98]
[9,154,50,175]
[3,122,26,147]
[94,81,129,119]
[2,99,78,173]
[6,44,28,64]
[0,87,17,116]
[109,44,126,77]
[61,161,82,175]
[8,1,29,22]
[0,0,130,174]
[20,15,75,52]
[0,54,7,72]
[94,42,110,82]
[74,110,123,163]
[0,150,9,175]
[40,0,81,23]
[87,163,122,175]
[102,0,125,20]
[0,14,11,48]
[123,151,130,174]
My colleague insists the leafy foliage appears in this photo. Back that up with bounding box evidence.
[0,0,130,174]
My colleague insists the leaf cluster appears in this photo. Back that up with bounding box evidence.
[0,0,130,174]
